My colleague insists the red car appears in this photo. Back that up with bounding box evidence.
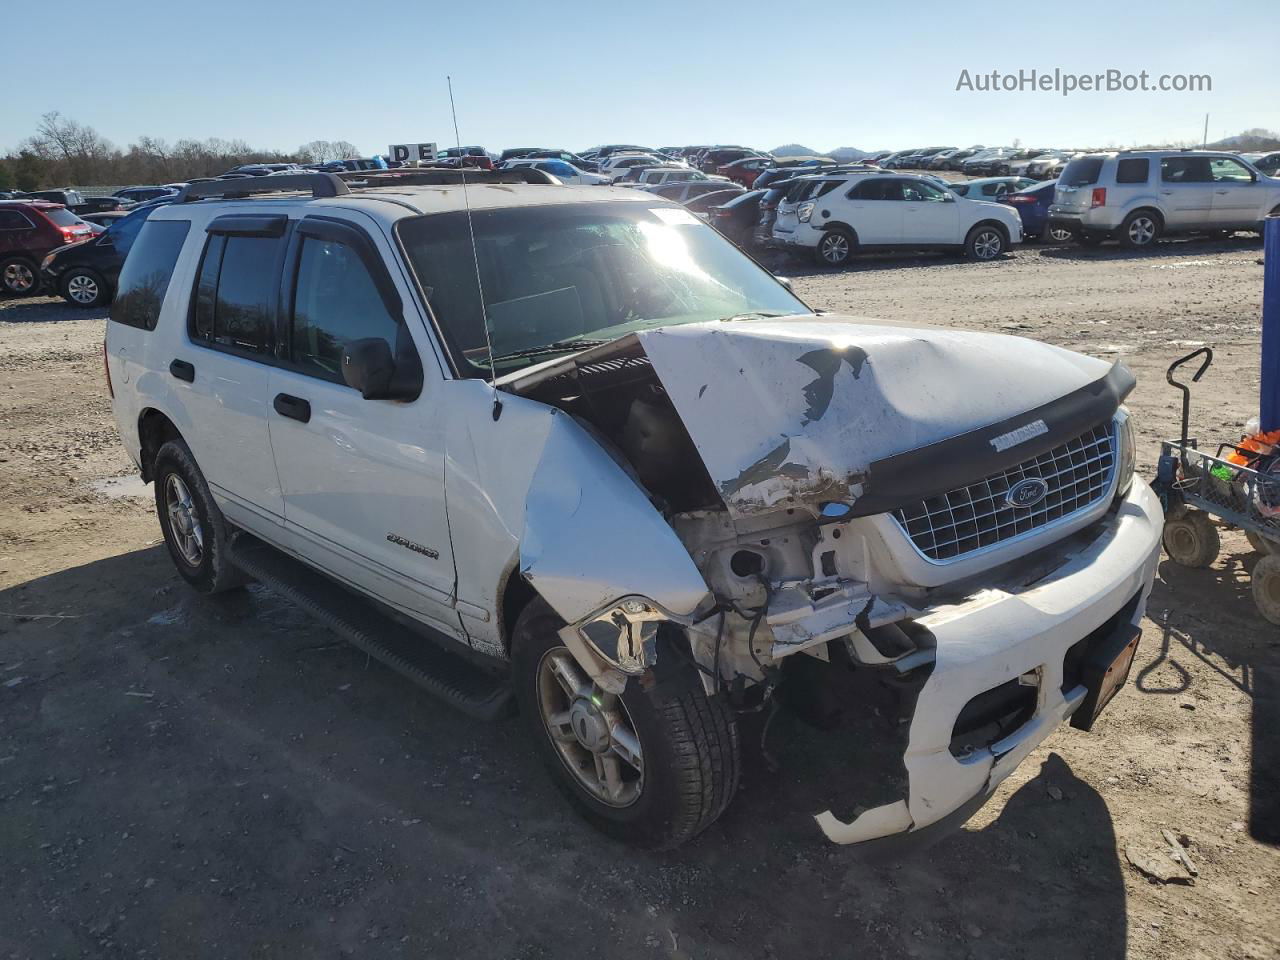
[718,156,775,187]
[0,200,94,296]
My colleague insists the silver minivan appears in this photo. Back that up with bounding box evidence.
[1048,150,1280,248]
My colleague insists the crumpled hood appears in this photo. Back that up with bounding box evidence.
[632,315,1115,519]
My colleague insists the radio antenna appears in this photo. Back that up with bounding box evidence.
[447,75,502,421]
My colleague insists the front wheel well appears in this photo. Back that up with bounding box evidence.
[137,409,183,482]
[1126,206,1164,228]
[970,219,1011,242]
[499,567,538,656]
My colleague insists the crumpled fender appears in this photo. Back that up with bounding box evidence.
[520,409,711,625]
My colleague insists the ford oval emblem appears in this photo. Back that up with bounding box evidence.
[1006,477,1050,509]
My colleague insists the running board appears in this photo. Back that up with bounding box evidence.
[229,534,513,720]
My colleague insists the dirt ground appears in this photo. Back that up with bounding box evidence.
[1,236,1278,960]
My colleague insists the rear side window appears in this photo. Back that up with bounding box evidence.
[0,210,34,230]
[1060,157,1104,186]
[190,234,286,355]
[1115,158,1150,183]
[109,220,191,331]
[40,207,83,227]
[1161,156,1213,183]
[851,179,897,200]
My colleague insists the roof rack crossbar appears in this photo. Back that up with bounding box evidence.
[181,173,350,202]
[334,167,558,187]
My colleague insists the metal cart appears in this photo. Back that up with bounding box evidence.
[1152,347,1280,624]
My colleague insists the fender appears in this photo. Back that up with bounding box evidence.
[520,409,711,625]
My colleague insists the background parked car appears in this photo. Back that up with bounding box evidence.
[76,196,134,214]
[684,188,747,220]
[1026,151,1076,179]
[20,189,87,210]
[112,186,177,204]
[505,159,608,185]
[949,176,1037,199]
[40,203,162,306]
[1000,180,1071,242]
[707,189,765,246]
[79,211,129,229]
[698,147,762,173]
[720,156,775,187]
[1251,152,1280,177]
[637,167,712,187]
[0,200,95,296]
[648,180,746,205]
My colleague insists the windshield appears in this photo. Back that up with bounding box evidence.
[396,201,807,376]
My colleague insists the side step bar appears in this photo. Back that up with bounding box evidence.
[229,534,514,720]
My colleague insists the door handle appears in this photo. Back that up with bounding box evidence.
[1215,189,1229,194]
[1160,190,1173,195]
[273,393,311,423]
[169,359,195,382]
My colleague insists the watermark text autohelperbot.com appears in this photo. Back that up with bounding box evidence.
[956,68,1211,96]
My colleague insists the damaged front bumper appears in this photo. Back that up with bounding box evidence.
[815,477,1163,849]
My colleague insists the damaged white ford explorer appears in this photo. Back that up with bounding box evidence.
[105,170,1163,850]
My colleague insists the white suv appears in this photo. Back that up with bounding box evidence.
[106,170,1161,851]
[1048,150,1280,248]
[772,172,1023,266]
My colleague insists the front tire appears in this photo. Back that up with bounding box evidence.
[964,224,1006,260]
[1119,210,1161,249]
[61,268,109,307]
[1162,511,1220,568]
[1246,530,1279,555]
[152,440,245,594]
[814,228,855,267]
[512,598,740,849]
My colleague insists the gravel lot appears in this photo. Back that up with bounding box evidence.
[1,237,1277,960]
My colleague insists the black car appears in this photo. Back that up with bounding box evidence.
[707,190,765,247]
[78,196,135,214]
[39,202,163,307]
[21,188,87,209]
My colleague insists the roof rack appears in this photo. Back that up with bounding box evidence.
[181,172,349,202]
[335,167,558,187]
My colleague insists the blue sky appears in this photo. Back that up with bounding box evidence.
[3,0,1273,155]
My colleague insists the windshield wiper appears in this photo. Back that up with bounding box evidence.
[718,312,787,323]
[489,338,614,364]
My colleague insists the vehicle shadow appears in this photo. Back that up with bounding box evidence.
[0,295,92,322]
[1146,551,1279,846]
[764,249,1015,280]
[0,545,1131,958]
[1038,233,1263,263]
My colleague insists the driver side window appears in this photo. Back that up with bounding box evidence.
[1210,157,1253,182]
[289,238,401,384]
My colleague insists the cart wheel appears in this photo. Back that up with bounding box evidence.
[1251,555,1280,625]
[1246,530,1279,555]
[1162,512,1220,568]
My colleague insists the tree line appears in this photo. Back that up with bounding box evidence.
[0,112,362,191]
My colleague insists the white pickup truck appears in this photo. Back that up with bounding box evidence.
[105,170,1162,850]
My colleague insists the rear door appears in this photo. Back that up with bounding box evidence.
[844,178,904,244]
[180,214,289,527]
[1159,156,1214,228]
[265,212,459,629]
[0,207,39,262]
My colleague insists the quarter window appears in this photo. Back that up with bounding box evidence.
[190,234,285,355]
[109,220,191,331]
[1115,158,1150,183]
[288,238,402,384]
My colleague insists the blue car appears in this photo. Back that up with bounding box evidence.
[1002,180,1072,243]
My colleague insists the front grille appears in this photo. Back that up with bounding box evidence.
[892,421,1116,562]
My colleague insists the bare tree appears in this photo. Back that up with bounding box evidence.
[297,140,362,162]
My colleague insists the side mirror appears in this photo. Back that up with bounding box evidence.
[944,191,957,201]
[777,276,794,292]
[341,337,421,400]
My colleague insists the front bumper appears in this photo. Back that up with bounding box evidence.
[815,478,1163,848]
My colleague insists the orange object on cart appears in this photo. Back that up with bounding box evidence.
[1227,429,1280,466]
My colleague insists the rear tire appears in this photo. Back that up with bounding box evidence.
[1251,555,1280,625]
[512,598,740,849]
[814,228,855,267]
[152,440,245,594]
[1042,222,1073,244]
[0,256,38,296]
[1119,210,1161,249]
[1162,511,1220,568]
[60,268,109,308]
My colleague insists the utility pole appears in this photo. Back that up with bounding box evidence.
[1202,113,1209,148]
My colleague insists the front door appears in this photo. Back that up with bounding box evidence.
[899,179,961,244]
[265,213,459,631]
[1207,156,1262,229]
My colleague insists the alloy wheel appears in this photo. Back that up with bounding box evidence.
[164,474,204,567]
[536,647,644,807]
[1049,226,1074,243]
[3,261,35,294]
[821,233,849,264]
[1128,216,1157,246]
[973,229,1004,260]
[67,274,99,304]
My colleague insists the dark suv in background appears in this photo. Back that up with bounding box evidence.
[0,200,95,295]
